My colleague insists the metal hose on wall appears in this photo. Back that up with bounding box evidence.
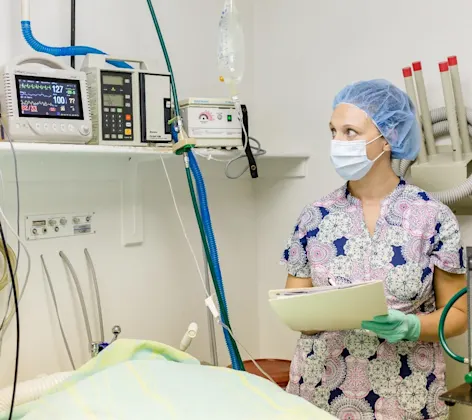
[397,106,472,204]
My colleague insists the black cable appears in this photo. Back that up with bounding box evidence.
[70,0,76,68]
[240,104,258,178]
[0,222,20,420]
[0,127,21,331]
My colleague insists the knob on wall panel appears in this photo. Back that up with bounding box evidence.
[25,213,95,240]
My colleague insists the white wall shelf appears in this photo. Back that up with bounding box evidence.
[0,142,310,179]
[0,141,309,162]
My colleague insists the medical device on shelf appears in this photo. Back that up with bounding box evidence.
[81,55,172,147]
[179,98,242,148]
[0,54,92,144]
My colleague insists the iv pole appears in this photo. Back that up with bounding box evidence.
[70,0,76,68]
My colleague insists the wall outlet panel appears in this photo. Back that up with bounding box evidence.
[25,213,95,241]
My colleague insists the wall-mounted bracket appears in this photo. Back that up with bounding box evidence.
[121,158,144,246]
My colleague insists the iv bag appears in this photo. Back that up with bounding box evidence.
[217,0,245,85]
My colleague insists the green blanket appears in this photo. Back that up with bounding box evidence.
[1,339,335,419]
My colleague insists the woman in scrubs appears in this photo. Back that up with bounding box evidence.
[282,80,467,419]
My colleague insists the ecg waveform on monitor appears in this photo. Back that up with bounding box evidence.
[21,100,50,106]
[19,83,52,90]
[20,92,53,99]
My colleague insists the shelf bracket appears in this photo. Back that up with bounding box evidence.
[256,157,308,178]
[121,159,144,246]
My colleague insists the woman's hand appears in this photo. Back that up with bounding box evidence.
[285,275,312,289]
[301,331,320,336]
[285,276,323,337]
[362,309,420,343]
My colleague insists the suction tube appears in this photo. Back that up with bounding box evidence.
[398,105,472,203]
[398,58,472,204]
[439,62,462,161]
[402,67,428,164]
[20,0,131,69]
[413,62,437,156]
[448,56,471,153]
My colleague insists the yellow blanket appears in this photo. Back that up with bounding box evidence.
[1,339,335,419]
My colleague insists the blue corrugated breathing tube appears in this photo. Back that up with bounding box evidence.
[21,20,132,69]
[146,0,244,370]
[170,125,244,370]
[187,151,244,369]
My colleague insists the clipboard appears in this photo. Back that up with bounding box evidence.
[269,281,388,332]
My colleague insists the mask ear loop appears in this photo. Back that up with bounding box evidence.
[366,134,386,162]
[366,134,384,145]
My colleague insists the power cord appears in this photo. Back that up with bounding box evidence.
[0,204,32,342]
[0,221,20,420]
[0,125,21,332]
[193,136,266,179]
[0,244,17,293]
[220,321,277,386]
[226,102,265,179]
[159,154,210,297]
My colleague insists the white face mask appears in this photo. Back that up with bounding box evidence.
[330,134,385,181]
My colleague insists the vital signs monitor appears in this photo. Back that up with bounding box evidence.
[0,54,92,144]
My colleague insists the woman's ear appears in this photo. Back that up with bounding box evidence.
[383,141,392,152]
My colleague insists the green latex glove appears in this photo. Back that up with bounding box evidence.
[361,309,421,344]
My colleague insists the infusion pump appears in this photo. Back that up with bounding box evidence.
[81,55,172,146]
[0,54,92,144]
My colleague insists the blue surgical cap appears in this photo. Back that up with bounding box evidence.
[333,79,420,160]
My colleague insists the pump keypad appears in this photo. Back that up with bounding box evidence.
[101,71,133,141]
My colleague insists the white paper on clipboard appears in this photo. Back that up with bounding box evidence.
[269,281,388,332]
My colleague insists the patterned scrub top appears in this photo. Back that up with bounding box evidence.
[282,179,466,420]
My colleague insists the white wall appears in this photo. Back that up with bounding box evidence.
[251,1,472,418]
[0,0,258,388]
[0,1,11,65]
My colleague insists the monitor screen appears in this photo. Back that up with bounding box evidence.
[15,75,84,120]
